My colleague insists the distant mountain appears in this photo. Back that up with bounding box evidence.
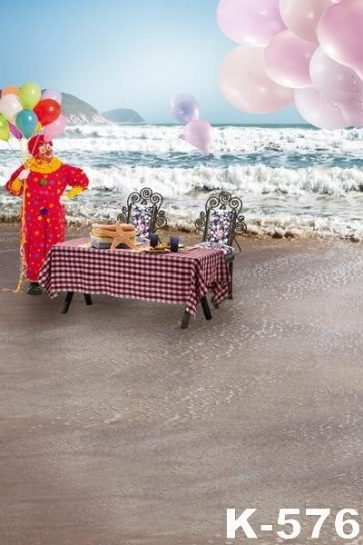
[0,89,144,125]
[102,108,145,124]
[60,94,144,124]
[61,92,107,124]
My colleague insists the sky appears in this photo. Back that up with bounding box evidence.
[0,0,305,125]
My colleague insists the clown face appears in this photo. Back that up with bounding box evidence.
[37,142,53,161]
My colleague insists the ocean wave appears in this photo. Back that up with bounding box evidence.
[2,162,363,197]
[1,124,363,241]
[2,123,363,157]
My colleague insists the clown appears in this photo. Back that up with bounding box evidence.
[5,135,89,295]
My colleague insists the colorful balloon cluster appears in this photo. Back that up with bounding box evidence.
[217,0,363,129]
[0,82,66,143]
[169,93,213,156]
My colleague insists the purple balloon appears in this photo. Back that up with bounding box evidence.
[216,0,285,47]
[9,122,23,139]
[170,94,199,124]
[184,119,213,156]
[42,88,62,104]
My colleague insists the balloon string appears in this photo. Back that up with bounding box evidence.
[18,137,31,165]
[8,130,43,294]
[7,140,25,165]
[6,137,29,293]
[13,179,27,294]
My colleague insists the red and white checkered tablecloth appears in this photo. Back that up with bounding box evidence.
[39,238,230,315]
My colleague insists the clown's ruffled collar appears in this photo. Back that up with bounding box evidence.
[25,156,62,174]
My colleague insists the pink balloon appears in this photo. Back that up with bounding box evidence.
[294,87,347,129]
[216,0,285,47]
[43,113,67,141]
[309,47,363,126]
[9,122,23,139]
[219,46,293,114]
[279,0,335,44]
[340,103,363,127]
[184,119,213,156]
[318,0,363,71]
[264,30,316,88]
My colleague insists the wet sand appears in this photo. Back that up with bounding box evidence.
[1,224,363,544]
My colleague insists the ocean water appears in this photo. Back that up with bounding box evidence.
[1,122,363,240]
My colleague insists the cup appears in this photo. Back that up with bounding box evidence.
[149,233,159,248]
[170,236,179,252]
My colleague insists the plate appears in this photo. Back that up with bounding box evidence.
[144,247,170,253]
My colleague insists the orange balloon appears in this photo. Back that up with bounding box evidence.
[1,85,20,97]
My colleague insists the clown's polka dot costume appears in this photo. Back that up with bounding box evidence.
[5,135,89,285]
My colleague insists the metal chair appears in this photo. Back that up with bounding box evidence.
[195,190,247,299]
[117,187,167,239]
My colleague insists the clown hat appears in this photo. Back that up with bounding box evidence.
[28,135,53,156]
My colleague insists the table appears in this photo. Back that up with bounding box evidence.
[39,238,230,328]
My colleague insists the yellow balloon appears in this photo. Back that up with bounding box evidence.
[0,113,10,141]
[19,82,41,110]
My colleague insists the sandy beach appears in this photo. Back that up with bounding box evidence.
[1,223,363,544]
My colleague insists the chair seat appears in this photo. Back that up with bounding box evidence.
[193,241,234,255]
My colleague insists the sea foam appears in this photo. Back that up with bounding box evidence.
[1,124,363,240]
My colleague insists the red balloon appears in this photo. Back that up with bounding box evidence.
[33,99,61,126]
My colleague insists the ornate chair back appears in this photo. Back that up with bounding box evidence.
[195,190,246,251]
[195,191,246,300]
[117,187,167,239]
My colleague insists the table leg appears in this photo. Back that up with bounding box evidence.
[201,296,212,321]
[62,292,74,314]
[84,293,93,306]
[228,260,233,299]
[181,311,191,329]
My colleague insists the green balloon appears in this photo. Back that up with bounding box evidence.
[0,113,9,141]
[19,82,41,110]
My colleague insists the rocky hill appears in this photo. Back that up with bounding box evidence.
[0,88,144,124]
[60,93,145,124]
[102,108,145,124]
[61,92,106,124]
